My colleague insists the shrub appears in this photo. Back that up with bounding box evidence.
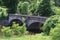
[50,24,60,40]
[12,22,27,36]
[43,15,60,35]
[1,26,13,37]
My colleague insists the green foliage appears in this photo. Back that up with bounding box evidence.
[37,0,55,17]
[0,0,3,6]
[54,0,60,7]
[0,7,8,19]
[17,2,29,15]
[29,0,42,15]
[1,22,27,37]
[43,15,60,35]
[50,0,60,15]
[0,33,51,40]
[17,0,42,15]
[2,0,18,14]
[1,26,13,37]
[50,24,60,40]
[1,0,55,16]
[12,22,27,36]
[1,0,59,16]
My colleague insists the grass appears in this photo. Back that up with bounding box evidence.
[0,34,51,40]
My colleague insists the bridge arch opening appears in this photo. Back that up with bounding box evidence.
[10,19,23,26]
[28,22,43,33]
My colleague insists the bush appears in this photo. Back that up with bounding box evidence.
[1,26,13,37]
[1,22,27,37]
[43,15,60,35]
[12,22,27,36]
[50,24,60,40]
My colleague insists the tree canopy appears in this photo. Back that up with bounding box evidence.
[0,0,60,19]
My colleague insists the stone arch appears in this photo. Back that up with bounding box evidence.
[27,21,43,33]
[9,19,23,26]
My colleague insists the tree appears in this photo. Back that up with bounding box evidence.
[54,0,60,7]
[37,0,55,17]
[2,0,18,14]
[0,0,3,6]
[51,0,60,15]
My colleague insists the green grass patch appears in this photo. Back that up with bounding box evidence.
[0,34,51,40]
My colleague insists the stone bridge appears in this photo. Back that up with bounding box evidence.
[9,14,48,31]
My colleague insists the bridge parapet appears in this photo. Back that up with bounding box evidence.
[9,14,48,25]
[9,14,47,19]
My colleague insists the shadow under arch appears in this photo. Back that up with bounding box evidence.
[9,19,23,26]
[27,22,43,33]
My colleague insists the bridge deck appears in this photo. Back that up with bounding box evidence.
[9,14,48,18]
